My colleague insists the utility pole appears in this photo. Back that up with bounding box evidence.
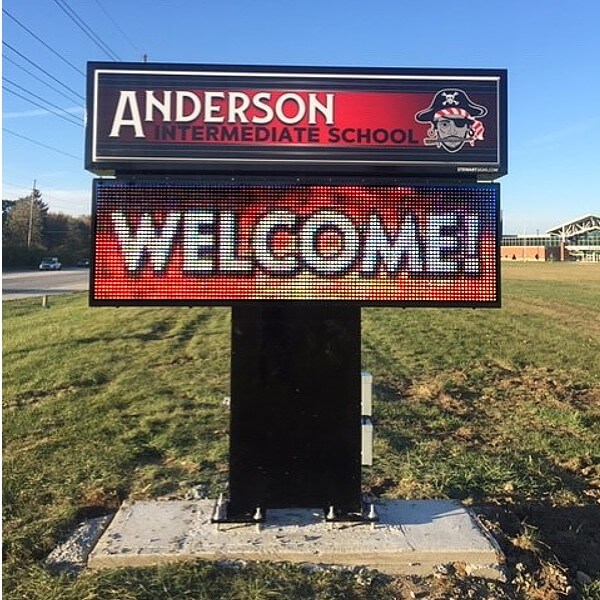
[27,180,37,248]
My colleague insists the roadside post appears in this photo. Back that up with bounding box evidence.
[85,63,507,524]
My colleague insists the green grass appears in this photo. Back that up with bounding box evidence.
[361,265,599,512]
[4,561,395,600]
[3,262,600,599]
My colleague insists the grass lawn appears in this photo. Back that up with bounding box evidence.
[3,261,599,599]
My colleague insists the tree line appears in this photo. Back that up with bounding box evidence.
[2,189,90,269]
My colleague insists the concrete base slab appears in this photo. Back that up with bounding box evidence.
[88,499,505,579]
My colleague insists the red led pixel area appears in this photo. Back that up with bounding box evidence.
[91,181,499,306]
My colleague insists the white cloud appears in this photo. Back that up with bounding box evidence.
[3,106,84,120]
[42,188,92,216]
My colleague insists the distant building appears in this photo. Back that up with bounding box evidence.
[501,215,600,262]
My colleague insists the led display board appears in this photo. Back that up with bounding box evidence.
[91,180,500,306]
[86,63,507,179]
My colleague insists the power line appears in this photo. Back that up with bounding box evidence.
[4,86,83,127]
[4,77,83,126]
[3,128,82,161]
[2,8,85,76]
[3,42,85,101]
[3,55,82,104]
[94,0,141,56]
[52,0,121,61]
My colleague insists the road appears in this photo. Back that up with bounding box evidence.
[2,269,89,300]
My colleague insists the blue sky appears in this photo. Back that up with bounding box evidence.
[2,0,599,233]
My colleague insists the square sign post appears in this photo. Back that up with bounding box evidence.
[229,304,362,520]
[86,63,506,522]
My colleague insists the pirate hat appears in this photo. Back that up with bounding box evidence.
[415,89,488,122]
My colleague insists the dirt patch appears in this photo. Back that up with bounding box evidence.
[378,501,599,599]
[475,502,599,599]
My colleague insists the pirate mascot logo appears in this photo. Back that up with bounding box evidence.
[415,89,488,153]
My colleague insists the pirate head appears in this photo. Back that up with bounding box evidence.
[415,89,488,153]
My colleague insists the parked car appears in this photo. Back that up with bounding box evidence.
[76,259,90,268]
[39,257,62,271]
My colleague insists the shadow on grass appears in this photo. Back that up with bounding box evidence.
[6,311,222,360]
[479,502,600,579]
